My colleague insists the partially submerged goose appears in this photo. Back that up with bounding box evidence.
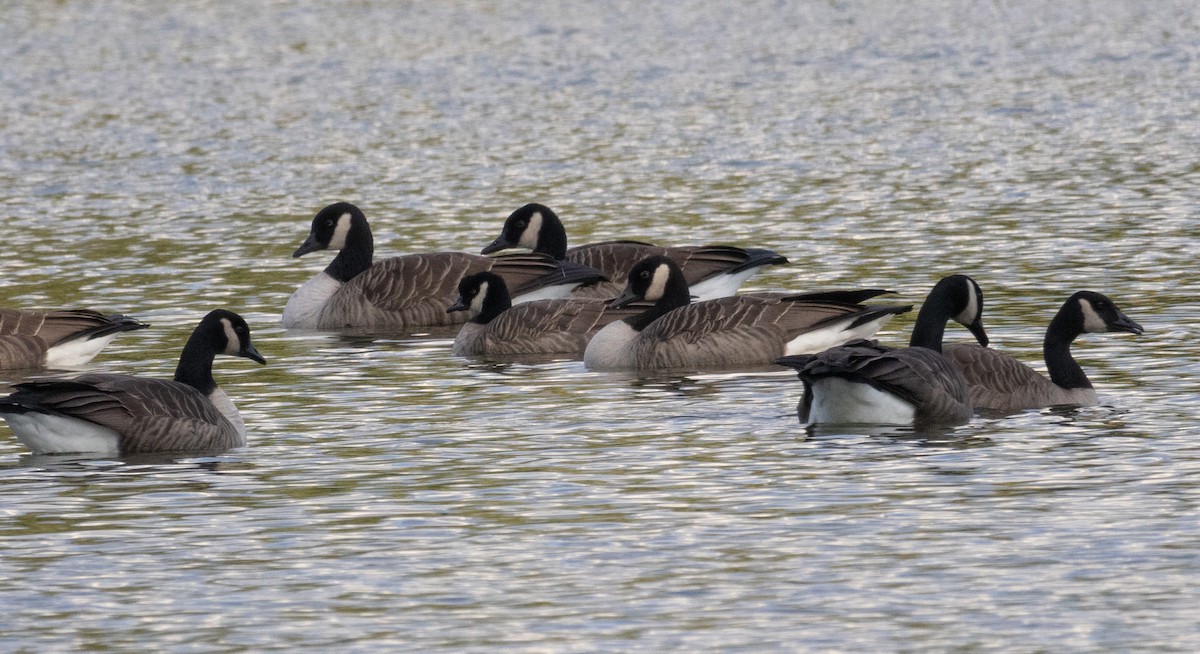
[481,203,788,300]
[777,274,989,427]
[447,271,644,357]
[0,308,147,369]
[944,290,1143,411]
[0,309,265,456]
[283,202,606,330]
[583,255,909,371]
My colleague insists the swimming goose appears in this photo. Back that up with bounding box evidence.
[0,309,265,455]
[0,308,148,369]
[582,255,910,371]
[776,274,989,427]
[481,203,788,300]
[943,291,1143,411]
[283,202,607,330]
[447,271,646,356]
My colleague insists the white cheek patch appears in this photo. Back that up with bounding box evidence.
[518,211,543,250]
[644,264,671,301]
[220,318,241,355]
[1078,299,1107,332]
[954,280,980,326]
[328,212,353,250]
[471,281,489,315]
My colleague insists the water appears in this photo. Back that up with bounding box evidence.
[2,1,1199,650]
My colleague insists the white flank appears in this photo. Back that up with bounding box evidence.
[2,412,121,455]
[512,283,580,304]
[806,377,916,426]
[783,313,896,356]
[44,333,122,368]
[282,272,343,328]
[689,268,760,301]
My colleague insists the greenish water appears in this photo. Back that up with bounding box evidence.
[2,1,1199,651]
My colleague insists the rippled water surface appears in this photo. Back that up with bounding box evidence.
[2,1,1199,651]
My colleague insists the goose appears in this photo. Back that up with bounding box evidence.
[582,255,911,371]
[446,271,646,356]
[0,309,265,455]
[481,203,788,300]
[776,274,989,427]
[0,308,148,369]
[943,291,1143,411]
[283,202,607,330]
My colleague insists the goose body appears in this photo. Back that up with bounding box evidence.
[447,272,643,356]
[283,203,606,330]
[0,310,265,455]
[944,291,1143,411]
[582,256,910,371]
[482,203,788,301]
[777,275,989,427]
[0,308,148,369]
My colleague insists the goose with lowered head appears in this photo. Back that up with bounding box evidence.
[776,274,989,427]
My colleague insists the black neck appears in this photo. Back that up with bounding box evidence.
[908,293,954,352]
[1043,308,1089,389]
[325,222,374,282]
[174,330,218,395]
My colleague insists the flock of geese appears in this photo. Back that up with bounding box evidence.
[0,202,1143,456]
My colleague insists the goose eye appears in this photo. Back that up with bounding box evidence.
[640,270,650,279]
[324,219,334,227]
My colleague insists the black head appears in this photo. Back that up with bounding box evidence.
[447,272,512,323]
[293,202,368,258]
[201,309,267,365]
[610,255,690,309]
[933,274,989,347]
[481,203,565,258]
[1067,291,1144,336]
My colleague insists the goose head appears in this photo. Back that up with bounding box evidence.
[293,202,371,258]
[481,203,566,259]
[1065,291,1143,336]
[447,272,512,324]
[609,256,691,310]
[910,274,989,350]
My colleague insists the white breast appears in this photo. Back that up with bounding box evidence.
[207,387,247,442]
[583,321,639,370]
[282,272,343,328]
